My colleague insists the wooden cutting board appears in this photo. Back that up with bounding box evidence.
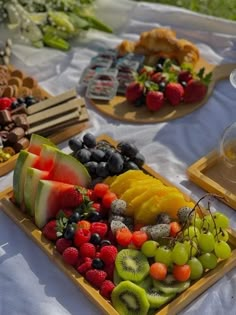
[90,58,236,123]
[0,134,236,315]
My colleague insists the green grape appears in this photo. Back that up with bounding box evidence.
[198,253,218,270]
[141,240,159,258]
[214,241,232,259]
[192,215,203,230]
[183,226,200,242]
[213,212,230,229]
[188,257,204,280]
[172,243,188,265]
[201,215,215,231]
[213,228,229,242]
[183,240,198,257]
[198,231,215,252]
[155,246,172,266]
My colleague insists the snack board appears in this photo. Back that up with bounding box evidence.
[187,150,236,210]
[89,59,236,124]
[0,134,236,315]
[0,66,90,176]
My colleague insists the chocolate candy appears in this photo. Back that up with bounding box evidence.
[13,137,30,152]
[8,127,25,143]
[0,110,12,125]
[11,104,27,114]
[12,114,28,130]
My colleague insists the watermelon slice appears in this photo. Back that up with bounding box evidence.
[28,134,57,155]
[24,168,50,216]
[13,151,39,207]
[34,180,76,228]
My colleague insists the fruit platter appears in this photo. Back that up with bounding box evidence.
[0,64,90,176]
[0,133,236,315]
[82,28,236,123]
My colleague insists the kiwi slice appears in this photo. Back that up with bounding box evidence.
[115,249,150,282]
[135,276,153,291]
[111,280,150,315]
[153,274,190,294]
[146,288,175,308]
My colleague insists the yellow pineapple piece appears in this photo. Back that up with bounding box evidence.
[127,185,176,217]
[103,175,117,186]
[158,192,189,218]
[134,195,162,225]
[109,170,151,195]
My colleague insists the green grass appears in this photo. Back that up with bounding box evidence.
[134,0,236,21]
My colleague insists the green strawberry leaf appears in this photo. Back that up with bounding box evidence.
[144,81,159,91]
[181,62,194,73]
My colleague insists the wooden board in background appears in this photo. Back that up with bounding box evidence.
[90,59,236,124]
[0,134,236,315]
[187,150,236,210]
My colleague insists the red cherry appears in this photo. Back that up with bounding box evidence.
[0,97,12,110]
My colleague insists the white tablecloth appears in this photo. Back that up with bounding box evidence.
[0,1,236,314]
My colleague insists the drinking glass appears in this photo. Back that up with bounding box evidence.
[219,122,236,183]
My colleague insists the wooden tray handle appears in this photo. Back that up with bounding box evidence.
[213,63,236,81]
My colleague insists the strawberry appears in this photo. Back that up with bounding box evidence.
[126,82,144,103]
[165,82,184,106]
[90,222,108,238]
[151,72,164,84]
[146,91,164,111]
[85,269,107,289]
[183,79,208,103]
[42,220,57,241]
[178,70,192,83]
[62,246,79,265]
[60,187,83,208]
[100,245,118,265]
[99,280,115,299]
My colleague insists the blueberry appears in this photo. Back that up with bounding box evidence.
[68,212,81,223]
[158,81,166,92]
[96,161,110,178]
[134,96,145,107]
[90,233,102,245]
[75,148,91,163]
[64,224,76,239]
[124,161,139,171]
[68,138,83,152]
[17,97,25,104]
[91,149,105,162]
[25,97,37,107]
[84,161,98,175]
[86,211,101,222]
[11,101,19,109]
[83,133,96,148]
[155,63,163,72]
[100,240,111,248]
[157,57,166,65]
[107,152,124,174]
[133,152,145,167]
[180,81,187,88]
[117,142,138,159]
[92,258,104,270]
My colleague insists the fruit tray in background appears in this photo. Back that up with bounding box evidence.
[0,134,236,315]
[89,59,236,124]
[187,150,236,210]
[0,66,90,177]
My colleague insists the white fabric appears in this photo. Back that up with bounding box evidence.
[1,1,236,314]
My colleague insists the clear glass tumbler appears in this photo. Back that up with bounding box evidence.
[219,122,236,183]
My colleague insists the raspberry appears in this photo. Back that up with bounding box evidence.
[99,280,115,299]
[56,238,72,254]
[93,183,109,198]
[42,220,57,241]
[77,220,91,230]
[85,269,107,289]
[62,247,79,266]
[90,222,108,238]
[132,230,148,248]
[92,203,101,212]
[74,228,91,248]
[104,264,115,281]
[0,97,12,110]
[80,243,96,259]
[100,245,118,265]
[116,228,133,247]
[77,257,92,275]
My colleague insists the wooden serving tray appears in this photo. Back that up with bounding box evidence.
[187,150,236,210]
[0,134,236,315]
[0,67,90,177]
[90,58,236,124]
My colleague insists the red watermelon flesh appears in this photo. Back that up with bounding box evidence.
[28,134,57,156]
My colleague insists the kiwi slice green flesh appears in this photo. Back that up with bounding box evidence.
[135,275,153,291]
[115,249,150,282]
[111,280,150,315]
[153,275,190,294]
[146,288,175,308]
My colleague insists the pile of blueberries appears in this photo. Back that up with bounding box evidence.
[69,133,145,185]
[11,96,39,110]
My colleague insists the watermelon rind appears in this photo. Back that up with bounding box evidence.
[28,134,57,155]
